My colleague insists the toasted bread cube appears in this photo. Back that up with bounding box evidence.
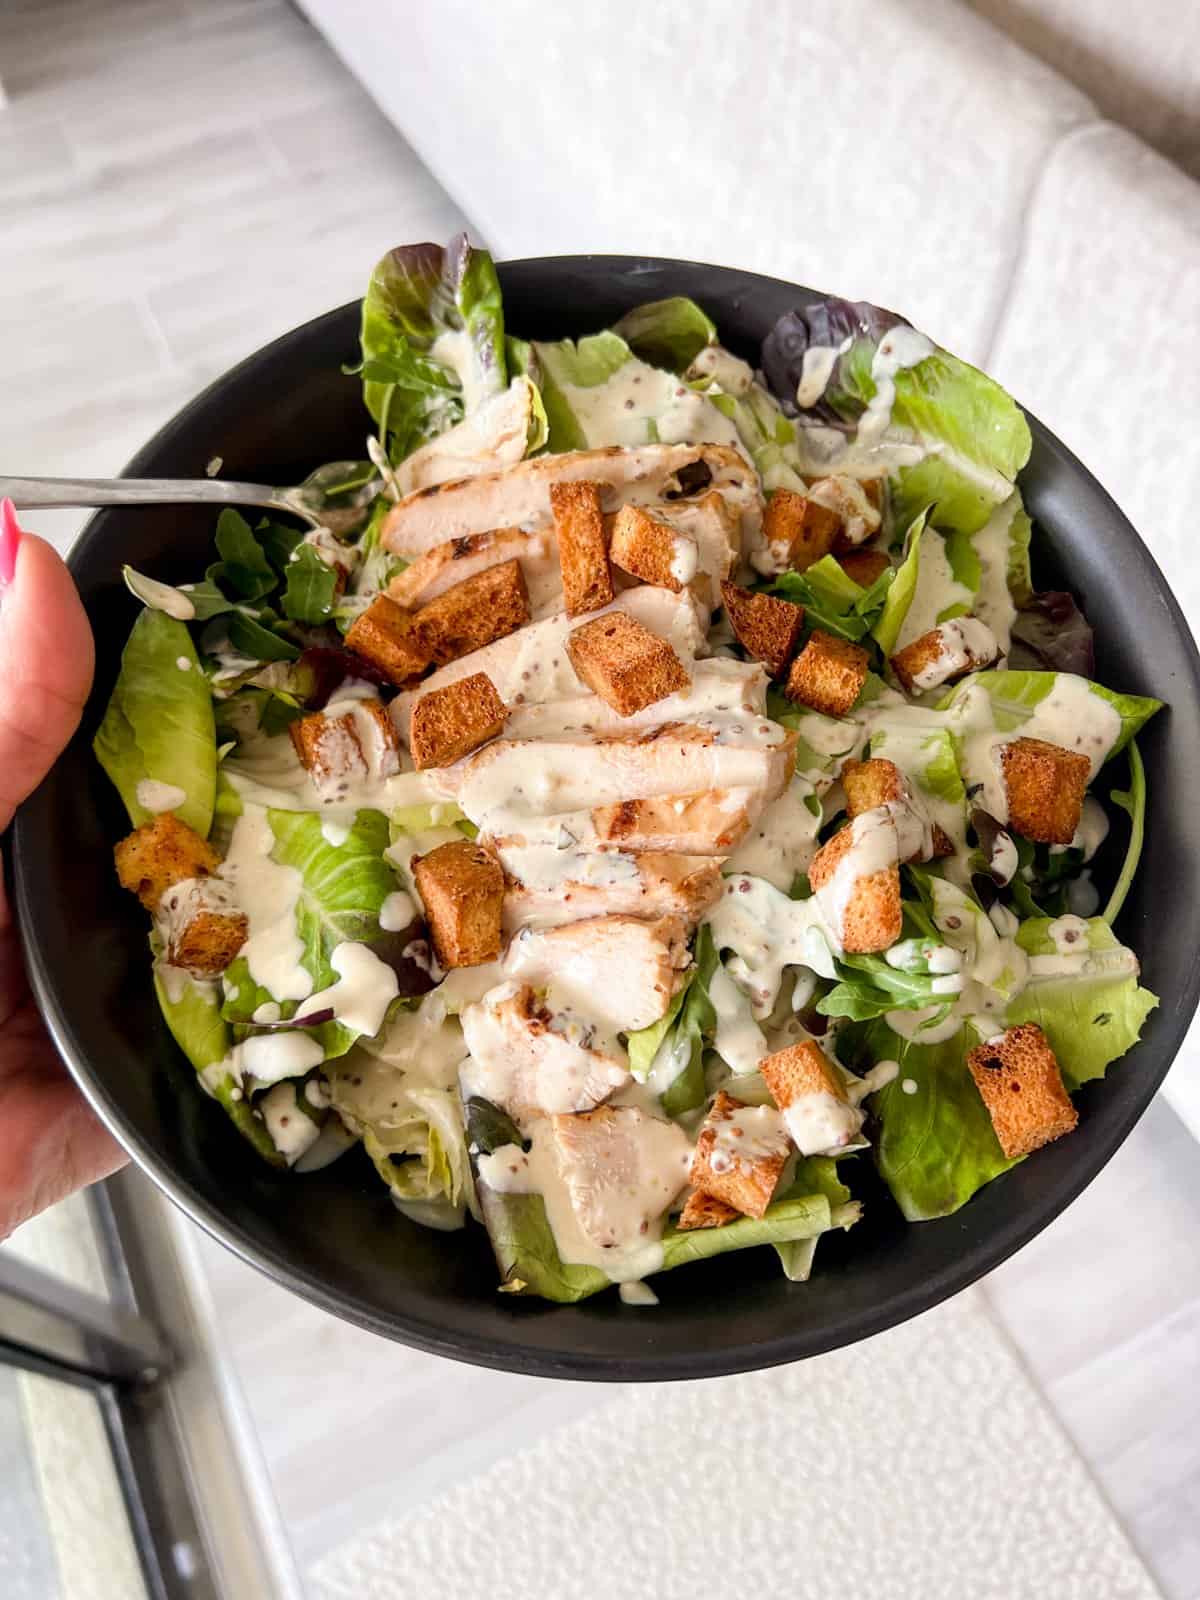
[892,617,999,695]
[808,823,902,953]
[550,481,614,616]
[344,594,431,685]
[1000,736,1090,845]
[760,1040,864,1156]
[806,475,883,550]
[115,814,221,912]
[837,549,889,588]
[967,1023,1078,1158]
[676,1189,738,1231]
[785,629,869,716]
[763,489,841,571]
[841,757,952,859]
[164,883,248,977]
[688,1091,791,1219]
[720,581,804,676]
[412,839,504,968]
[566,610,689,717]
[290,700,400,797]
[409,672,507,770]
[387,528,532,609]
[609,504,698,593]
[414,558,531,666]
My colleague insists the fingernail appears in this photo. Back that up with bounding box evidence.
[0,499,22,587]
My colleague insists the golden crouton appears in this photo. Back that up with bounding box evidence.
[841,756,953,859]
[837,549,889,588]
[966,1023,1079,1158]
[412,839,505,968]
[891,618,999,695]
[290,700,400,795]
[550,481,613,616]
[676,1189,738,1231]
[344,594,431,685]
[409,672,507,771]
[166,903,248,977]
[386,528,529,609]
[761,1039,846,1108]
[413,558,531,667]
[566,610,690,717]
[785,629,869,716]
[609,504,698,593]
[115,813,221,912]
[1000,736,1091,845]
[808,824,902,953]
[720,581,805,676]
[763,489,841,571]
[689,1091,791,1219]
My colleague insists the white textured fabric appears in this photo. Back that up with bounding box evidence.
[969,0,1200,179]
[309,1291,1158,1600]
[990,124,1200,605]
[298,0,1093,361]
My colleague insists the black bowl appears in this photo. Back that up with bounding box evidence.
[13,258,1200,1379]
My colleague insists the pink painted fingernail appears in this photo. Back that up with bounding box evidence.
[0,499,22,587]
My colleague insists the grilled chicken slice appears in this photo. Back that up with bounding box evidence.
[381,443,763,556]
[501,850,723,932]
[459,981,629,1126]
[505,913,691,1032]
[447,723,798,836]
[502,658,768,740]
[394,376,540,496]
[547,1106,692,1249]
[389,587,704,742]
[490,786,768,856]
[387,527,560,612]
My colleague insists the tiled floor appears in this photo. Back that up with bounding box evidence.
[3,3,1199,1597]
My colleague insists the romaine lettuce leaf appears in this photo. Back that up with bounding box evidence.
[871,510,927,655]
[1006,917,1157,1089]
[936,670,1162,761]
[153,964,283,1165]
[627,924,719,1115]
[770,553,892,643]
[94,608,217,837]
[337,1074,474,1231]
[774,1156,860,1281]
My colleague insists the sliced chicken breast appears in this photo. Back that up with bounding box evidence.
[381,443,763,556]
[501,658,768,740]
[460,981,628,1127]
[490,787,767,857]
[501,850,723,932]
[446,723,798,836]
[386,527,561,612]
[504,913,691,1033]
[548,1106,692,1250]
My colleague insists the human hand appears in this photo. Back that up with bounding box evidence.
[0,500,126,1241]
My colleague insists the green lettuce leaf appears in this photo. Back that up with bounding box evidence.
[281,544,339,624]
[769,553,891,643]
[209,509,277,601]
[1006,917,1157,1089]
[152,964,283,1166]
[333,1068,473,1231]
[871,510,927,655]
[612,297,717,374]
[936,671,1162,761]
[482,1189,837,1303]
[358,233,506,459]
[774,1156,860,1281]
[94,608,217,836]
[1103,740,1146,927]
[846,1019,1017,1221]
[627,925,719,1115]
[221,808,400,1059]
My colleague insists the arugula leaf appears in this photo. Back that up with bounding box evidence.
[94,609,217,836]
[209,509,278,601]
[1103,740,1146,927]
[224,609,301,663]
[281,544,339,623]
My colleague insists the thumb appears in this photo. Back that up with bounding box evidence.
[0,502,95,832]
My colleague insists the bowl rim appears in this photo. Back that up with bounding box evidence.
[14,255,1200,1380]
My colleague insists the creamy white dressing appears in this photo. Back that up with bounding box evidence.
[379,890,416,932]
[618,1280,660,1307]
[295,942,398,1038]
[805,475,881,547]
[136,779,189,814]
[895,526,974,652]
[218,805,311,1002]
[688,345,756,396]
[780,1089,865,1156]
[126,571,196,620]
[707,1101,790,1174]
[857,326,935,447]
[1046,914,1090,954]
[556,358,745,455]
[794,339,851,409]
[240,1031,325,1086]
[499,845,641,894]
[705,874,838,1018]
[258,1081,322,1165]
[668,531,700,585]
[723,777,823,891]
[430,328,489,415]
[907,617,998,692]
[1050,795,1110,861]
[708,963,770,1076]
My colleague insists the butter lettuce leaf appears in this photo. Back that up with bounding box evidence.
[612,296,717,374]
[936,670,1162,761]
[94,608,217,837]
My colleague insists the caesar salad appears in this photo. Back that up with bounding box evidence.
[96,234,1161,1304]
